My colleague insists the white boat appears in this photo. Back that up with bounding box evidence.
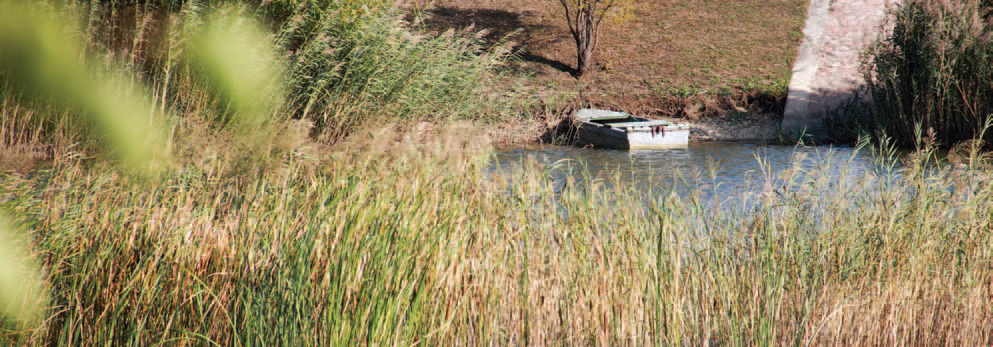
[574,109,690,149]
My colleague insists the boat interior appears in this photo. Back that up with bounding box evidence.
[587,116,644,125]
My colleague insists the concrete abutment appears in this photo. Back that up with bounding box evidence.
[782,0,902,132]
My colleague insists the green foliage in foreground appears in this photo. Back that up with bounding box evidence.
[1,0,523,328]
[0,214,46,328]
[866,0,993,148]
[0,0,991,344]
[3,0,519,152]
[0,1,171,174]
[2,132,993,345]
[0,0,286,328]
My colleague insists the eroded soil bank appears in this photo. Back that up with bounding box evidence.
[403,0,802,146]
[486,101,784,147]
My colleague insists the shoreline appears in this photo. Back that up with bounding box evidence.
[487,110,783,147]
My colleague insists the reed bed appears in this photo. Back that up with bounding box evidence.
[0,0,523,159]
[866,0,993,148]
[277,1,519,135]
[1,127,991,346]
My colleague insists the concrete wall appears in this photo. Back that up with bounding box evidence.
[782,0,902,132]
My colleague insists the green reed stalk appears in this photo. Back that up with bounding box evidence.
[866,0,993,148]
[3,126,993,346]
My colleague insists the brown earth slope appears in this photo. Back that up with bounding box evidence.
[406,0,808,141]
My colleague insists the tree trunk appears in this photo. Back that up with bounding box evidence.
[576,36,593,76]
[559,0,612,78]
[576,50,590,77]
[573,4,598,77]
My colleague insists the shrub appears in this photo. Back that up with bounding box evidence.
[276,3,515,139]
[865,0,993,148]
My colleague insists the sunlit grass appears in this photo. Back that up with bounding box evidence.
[0,0,991,345]
[1,127,992,345]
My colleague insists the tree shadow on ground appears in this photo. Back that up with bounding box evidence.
[414,6,577,76]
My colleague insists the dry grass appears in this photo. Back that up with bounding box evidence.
[2,126,992,346]
[411,0,806,114]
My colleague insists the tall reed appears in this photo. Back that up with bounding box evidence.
[276,1,516,139]
[1,0,520,156]
[2,126,992,346]
[866,0,993,148]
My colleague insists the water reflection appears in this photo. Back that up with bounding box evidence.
[491,143,891,203]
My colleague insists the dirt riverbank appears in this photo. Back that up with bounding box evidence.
[402,0,802,146]
[486,109,782,147]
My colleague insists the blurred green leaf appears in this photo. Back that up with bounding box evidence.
[188,9,285,133]
[0,1,171,176]
[0,213,46,326]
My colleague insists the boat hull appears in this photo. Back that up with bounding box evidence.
[573,109,690,149]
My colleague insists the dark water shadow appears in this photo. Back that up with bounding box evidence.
[538,116,579,145]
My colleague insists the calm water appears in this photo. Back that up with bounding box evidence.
[491,142,892,202]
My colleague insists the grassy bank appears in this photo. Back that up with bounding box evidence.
[421,0,806,117]
[2,129,992,345]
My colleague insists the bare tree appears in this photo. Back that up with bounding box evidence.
[556,0,617,77]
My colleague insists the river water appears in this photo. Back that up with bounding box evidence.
[491,142,893,204]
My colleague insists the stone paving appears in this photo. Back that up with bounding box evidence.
[782,0,902,131]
